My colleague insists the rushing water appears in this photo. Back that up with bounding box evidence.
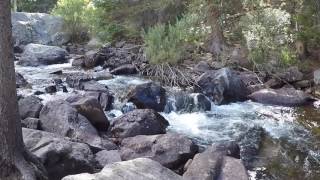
[15,61,320,180]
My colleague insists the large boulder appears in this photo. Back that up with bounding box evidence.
[23,128,95,180]
[127,82,166,111]
[66,92,113,112]
[69,96,110,131]
[111,109,169,138]
[62,158,183,180]
[196,68,249,104]
[18,95,43,119]
[218,156,249,180]
[248,88,313,106]
[12,12,70,46]
[18,43,68,66]
[94,150,121,169]
[39,100,116,150]
[120,133,198,170]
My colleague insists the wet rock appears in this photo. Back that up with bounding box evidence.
[18,95,43,119]
[94,150,121,169]
[84,91,114,111]
[110,64,137,75]
[111,109,169,138]
[183,146,224,180]
[196,68,249,104]
[127,82,166,111]
[120,133,198,170]
[249,88,313,106]
[237,126,264,168]
[21,117,40,130]
[121,102,137,113]
[18,43,68,66]
[39,100,115,150]
[70,96,110,131]
[62,158,182,180]
[23,128,94,180]
[50,70,63,75]
[45,85,57,94]
[193,93,211,111]
[12,12,70,46]
[34,91,45,95]
[16,72,28,88]
[218,156,249,180]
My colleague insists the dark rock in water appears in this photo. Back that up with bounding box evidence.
[237,126,264,168]
[53,78,63,85]
[110,64,137,75]
[121,102,137,113]
[111,109,169,138]
[34,91,45,95]
[16,72,28,88]
[18,95,43,119]
[85,91,114,111]
[62,158,182,180]
[218,156,249,180]
[23,128,95,180]
[194,93,211,111]
[18,43,68,66]
[50,70,63,75]
[127,82,166,112]
[21,117,40,130]
[94,150,121,169]
[39,100,116,150]
[45,85,57,94]
[183,146,224,180]
[14,45,24,53]
[196,68,249,105]
[83,50,104,68]
[249,88,313,106]
[120,133,198,170]
[70,96,110,131]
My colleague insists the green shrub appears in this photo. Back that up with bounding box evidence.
[52,0,95,42]
[17,0,57,13]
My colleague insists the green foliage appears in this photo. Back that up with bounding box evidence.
[17,0,57,13]
[52,0,95,42]
[144,5,210,65]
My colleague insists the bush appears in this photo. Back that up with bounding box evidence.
[52,0,95,42]
[17,0,57,13]
[143,1,210,65]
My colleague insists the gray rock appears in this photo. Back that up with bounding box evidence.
[314,69,320,85]
[193,61,211,73]
[23,128,94,180]
[70,96,110,131]
[62,158,183,180]
[277,66,303,83]
[218,156,249,180]
[18,44,68,66]
[21,118,40,130]
[12,12,70,46]
[249,88,313,106]
[95,150,121,169]
[111,109,169,138]
[183,147,224,180]
[120,133,198,170]
[39,100,116,150]
[18,95,43,119]
[127,82,166,112]
[196,68,249,105]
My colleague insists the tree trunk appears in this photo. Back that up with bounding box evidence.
[0,1,47,180]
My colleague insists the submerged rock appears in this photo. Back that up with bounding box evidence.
[196,68,249,105]
[18,43,68,66]
[12,12,70,46]
[249,88,313,106]
[111,109,169,138]
[62,158,183,180]
[120,133,198,170]
[16,72,28,88]
[23,128,95,180]
[127,82,166,111]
